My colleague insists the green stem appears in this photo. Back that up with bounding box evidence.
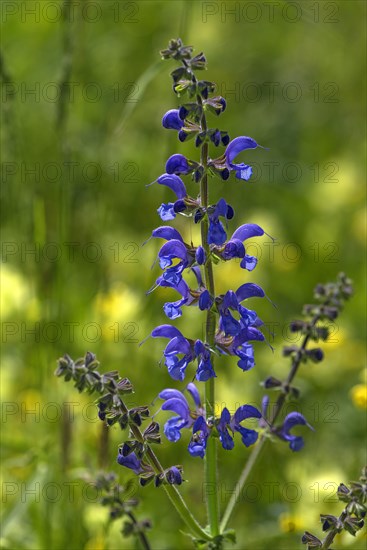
[127,410,211,541]
[199,107,220,537]
[220,436,266,532]
[220,314,322,531]
[125,511,151,550]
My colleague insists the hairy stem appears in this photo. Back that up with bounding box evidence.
[125,511,152,550]
[199,105,220,537]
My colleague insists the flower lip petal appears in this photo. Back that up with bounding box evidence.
[157,173,187,199]
[225,136,259,164]
[282,412,312,434]
[236,343,255,372]
[231,223,264,242]
[164,416,186,442]
[240,255,258,271]
[162,109,184,131]
[234,404,262,424]
[157,203,176,221]
[223,239,245,260]
[151,324,183,340]
[186,383,201,407]
[196,359,216,381]
[235,282,265,303]
[235,165,253,181]
[192,415,208,434]
[158,239,189,262]
[166,154,190,175]
[163,301,184,319]
[208,220,227,245]
[188,441,206,458]
[164,335,191,356]
[152,226,184,242]
[219,407,231,425]
[159,388,188,403]
[219,429,234,450]
[236,426,259,447]
[166,466,183,485]
[289,437,304,451]
[213,198,228,219]
[117,451,142,474]
[195,246,206,265]
[161,397,190,419]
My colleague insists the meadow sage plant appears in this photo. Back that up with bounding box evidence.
[55,39,356,549]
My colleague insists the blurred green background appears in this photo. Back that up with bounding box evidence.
[1,1,366,549]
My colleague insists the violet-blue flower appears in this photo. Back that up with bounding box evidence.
[152,325,216,381]
[231,328,265,371]
[152,325,195,380]
[158,239,191,269]
[214,282,266,370]
[159,383,203,442]
[194,340,216,381]
[225,136,261,181]
[226,223,267,269]
[161,278,191,320]
[277,412,314,451]
[117,451,143,474]
[195,245,206,265]
[152,174,187,221]
[159,384,210,458]
[162,109,184,131]
[207,198,234,246]
[156,173,187,199]
[151,225,185,243]
[218,284,264,338]
[198,289,213,311]
[166,466,183,485]
[217,405,262,450]
[157,203,176,221]
[166,154,191,175]
[188,416,210,458]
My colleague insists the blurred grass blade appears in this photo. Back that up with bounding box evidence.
[114,60,164,135]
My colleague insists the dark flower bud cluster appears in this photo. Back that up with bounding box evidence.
[260,273,353,452]
[55,352,146,430]
[302,466,366,549]
[55,352,184,488]
[84,472,151,547]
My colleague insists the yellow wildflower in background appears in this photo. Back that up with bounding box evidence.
[350,384,367,409]
[279,512,304,533]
